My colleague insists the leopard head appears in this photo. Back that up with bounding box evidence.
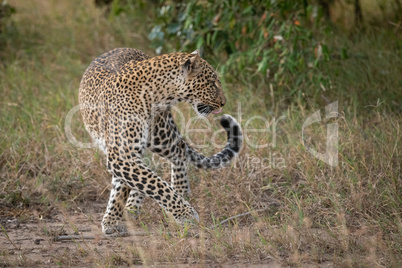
[178,51,226,116]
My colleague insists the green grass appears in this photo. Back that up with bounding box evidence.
[1,0,401,267]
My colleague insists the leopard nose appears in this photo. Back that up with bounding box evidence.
[220,95,226,107]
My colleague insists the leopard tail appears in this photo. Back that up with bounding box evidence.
[186,114,242,169]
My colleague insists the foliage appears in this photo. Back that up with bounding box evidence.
[148,0,324,84]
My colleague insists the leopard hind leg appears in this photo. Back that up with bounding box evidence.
[102,176,130,234]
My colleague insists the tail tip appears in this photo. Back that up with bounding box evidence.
[220,114,235,128]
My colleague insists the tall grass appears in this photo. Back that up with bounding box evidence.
[0,0,401,266]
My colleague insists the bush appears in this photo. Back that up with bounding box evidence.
[146,1,331,85]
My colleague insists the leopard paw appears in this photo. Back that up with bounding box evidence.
[174,200,199,225]
[101,220,127,235]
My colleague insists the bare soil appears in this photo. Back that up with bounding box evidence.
[1,202,286,267]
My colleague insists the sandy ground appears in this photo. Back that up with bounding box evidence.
[1,202,286,267]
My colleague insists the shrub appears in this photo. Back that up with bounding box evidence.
[146,0,331,86]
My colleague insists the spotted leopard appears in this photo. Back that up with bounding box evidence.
[78,48,243,234]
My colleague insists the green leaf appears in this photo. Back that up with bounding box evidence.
[242,6,253,15]
[166,23,180,34]
[257,57,269,75]
[195,12,202,27]
[321,44,330,61]
[196,37,204,49]
[212,30,218,44]
[148,25,164,41]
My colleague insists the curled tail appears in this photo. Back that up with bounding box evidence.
[187,114,242,169]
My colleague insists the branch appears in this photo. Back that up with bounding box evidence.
[209,208,269,229]
[54,235,95,241]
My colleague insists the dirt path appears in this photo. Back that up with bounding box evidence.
[1,202,283,267]
[1,203,146,266]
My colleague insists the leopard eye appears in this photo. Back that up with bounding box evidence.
[213,81,221,91]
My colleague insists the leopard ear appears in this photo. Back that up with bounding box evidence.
[183,52,201,78]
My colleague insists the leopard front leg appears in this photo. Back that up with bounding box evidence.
[102,160,198,233]
[105,156,198,229]
[124,159,190,220]
[124,146,189,218]
[124,151,189,218]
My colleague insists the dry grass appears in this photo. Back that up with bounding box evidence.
[0,0,401,267]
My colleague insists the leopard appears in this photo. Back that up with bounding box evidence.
[78,48,243,234]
